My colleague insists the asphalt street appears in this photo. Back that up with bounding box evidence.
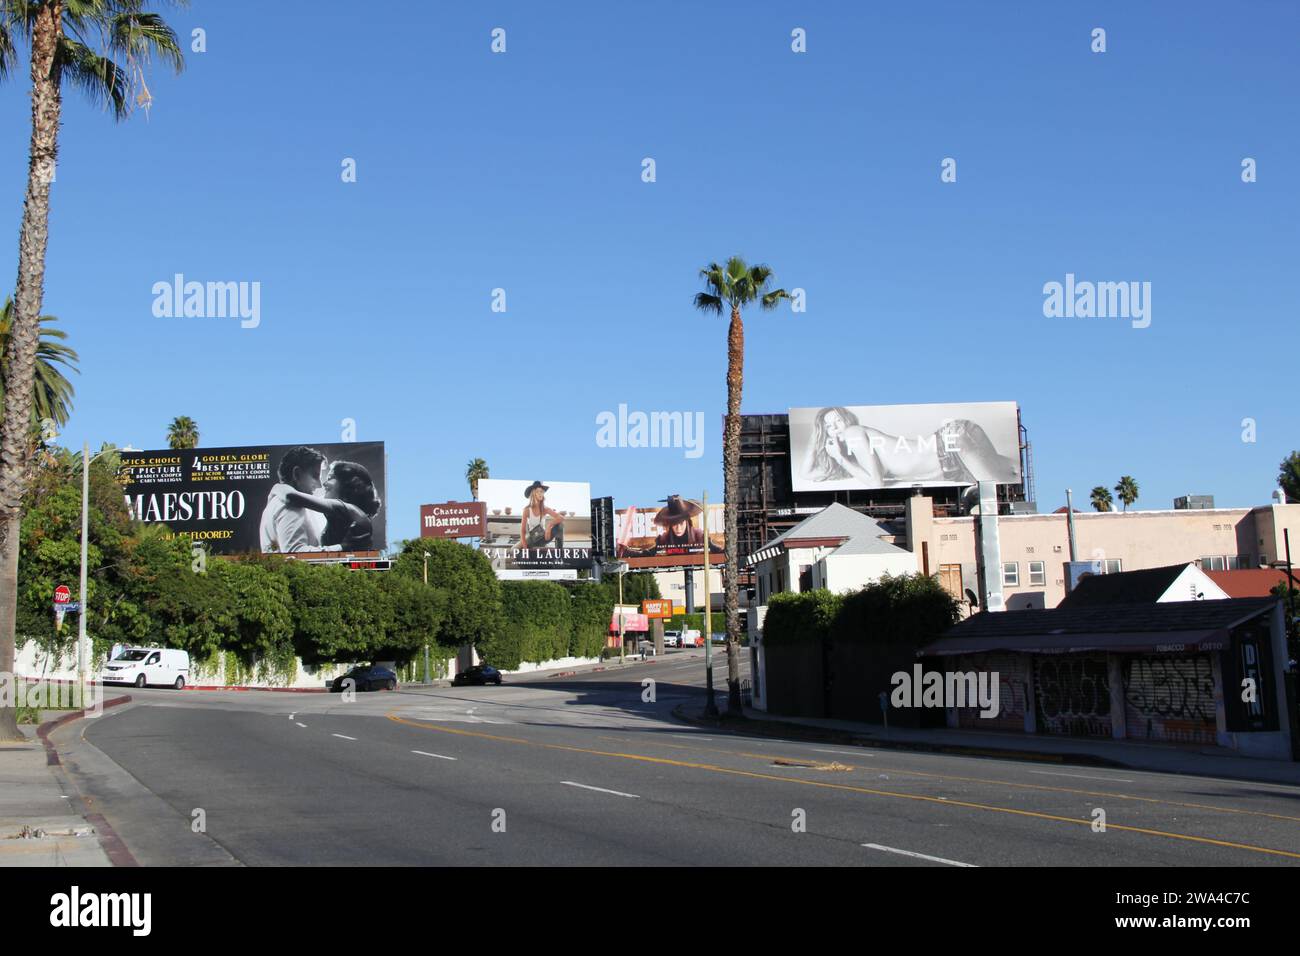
[59,650,1300,866]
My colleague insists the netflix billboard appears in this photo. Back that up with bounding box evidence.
[419,501,486,539]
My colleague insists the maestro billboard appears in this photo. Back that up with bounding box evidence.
[788,401,1021,492]
[117,442,387,554]
[614,495,725,569]
[477,478,594,580]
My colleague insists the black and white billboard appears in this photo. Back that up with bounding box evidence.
[789,402,1020,492]
[117,442,387,554]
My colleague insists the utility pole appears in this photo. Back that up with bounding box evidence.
[422,552,432,684]
[702,491,718,718]
[78,442,90,689]
[618,564,626,665]
[1065,488,1078,562]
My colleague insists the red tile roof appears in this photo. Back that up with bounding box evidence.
[1205,568,1297,598]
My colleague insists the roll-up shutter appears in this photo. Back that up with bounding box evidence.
[1034,655,1111,737]
[1122,654,1217,745]
[954,653,1030,730]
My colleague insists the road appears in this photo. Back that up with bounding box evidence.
[57,650,1300,866]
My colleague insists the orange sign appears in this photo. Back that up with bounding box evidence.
[642,599,672,619]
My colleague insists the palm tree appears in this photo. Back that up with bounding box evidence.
[166,416,199,450]
[0,296,78,431]
[0,1,184,740]
[466,458,489,500]
[1089,486,1113,512]
[693,256,788,715]
[1115,475,1140,512]
[1278,452,1300,504]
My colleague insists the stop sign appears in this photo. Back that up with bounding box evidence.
[53,585,71,605]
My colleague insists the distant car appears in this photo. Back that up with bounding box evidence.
[453,665,503,686]
[330,665,397,693]
[100,647,190,689]
[663,630,682,648]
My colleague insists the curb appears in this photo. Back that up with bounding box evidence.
[670,703,1128,769]
[184,685,328,693]
[36,696,139,867]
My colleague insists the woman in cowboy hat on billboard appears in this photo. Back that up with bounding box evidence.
[620,495,724,556]
[518,480,565,550]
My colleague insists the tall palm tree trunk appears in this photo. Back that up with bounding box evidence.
[722,306,743,715]
[0,2,63,742]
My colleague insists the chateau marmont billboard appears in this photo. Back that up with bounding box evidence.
[117,442,387,555]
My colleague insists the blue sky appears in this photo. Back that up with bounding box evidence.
[2,0,1296,542]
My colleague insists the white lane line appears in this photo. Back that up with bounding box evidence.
[863,843,977,867]
[1028,770,1134,783]
[561,781,640,799]
[814,748,875,758]
[295,722,307,728]
[332,733,357,741]
[673,734,712,740]
[412,750,457,761]
[289,713,295,721]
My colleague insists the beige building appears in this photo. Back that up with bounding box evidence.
[905,497,1300,613]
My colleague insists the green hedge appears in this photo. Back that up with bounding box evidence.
[762,589,842,647]
[665,612,726,636]
[762,574,959,650]
[830,573,960,648]
[570,580,616,659]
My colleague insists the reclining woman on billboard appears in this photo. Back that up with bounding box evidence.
[800,406,1016,487]
[273,460,382,551]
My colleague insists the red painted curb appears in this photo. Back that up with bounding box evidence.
[36,696,139,868]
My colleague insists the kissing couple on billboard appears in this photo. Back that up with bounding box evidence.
[259,445,382,553]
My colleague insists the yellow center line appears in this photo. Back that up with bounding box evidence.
[594,734,1300,825]
[388,714,1300,861]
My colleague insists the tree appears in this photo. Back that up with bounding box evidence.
[466,458,489,500]
[0,0,185,740]
[1278,452,1300,504]
[1089,486,1113,512]
[1114,476,1140,512]
[391,538,501,652]
[0,296,78,431]
[166,415,199,450]
[693,256,788,714]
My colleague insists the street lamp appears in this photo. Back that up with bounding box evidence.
[605,560,629,664]
[78,442,136,687]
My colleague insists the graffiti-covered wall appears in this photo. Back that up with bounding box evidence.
[1034,655,1112,738]
[1123,654,1218,745]
[954,653,1031,731]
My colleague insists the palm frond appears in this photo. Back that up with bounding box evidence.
[57,37,129,118]
[693,292,723,315]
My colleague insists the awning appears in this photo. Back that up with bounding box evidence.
[920,628,1232,657]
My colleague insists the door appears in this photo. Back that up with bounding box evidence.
[144,651,163,685]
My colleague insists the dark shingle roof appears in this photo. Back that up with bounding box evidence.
[1057,564,1190,608]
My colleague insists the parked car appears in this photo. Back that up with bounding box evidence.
[453,665,503,686]
[663,630,682,648]
[330,665,398,693]
[100,647,190,689]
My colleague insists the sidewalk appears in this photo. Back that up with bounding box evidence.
[0,721,113,867]
[675,702,1300,787]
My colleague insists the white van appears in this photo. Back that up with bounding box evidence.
[100,647,191,689]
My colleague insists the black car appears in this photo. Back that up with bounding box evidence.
[452,665,503,686]
[330,665,398,693]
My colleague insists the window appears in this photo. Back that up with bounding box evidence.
[1028,561,1045,586]
[1104,559,1122,574]
[1201,555,1226,571]
[1002,562,1019,587]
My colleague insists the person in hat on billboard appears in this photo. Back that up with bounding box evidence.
[619,495,722,557]
[518,480,565,550]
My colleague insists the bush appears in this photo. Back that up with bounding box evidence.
[569,580,615,659]
[831,573,960,648]
[481,581,572,669]
[666,612,725,637]
[762,589,842,647]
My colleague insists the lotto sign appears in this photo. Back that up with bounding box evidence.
[54,585,71,605]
